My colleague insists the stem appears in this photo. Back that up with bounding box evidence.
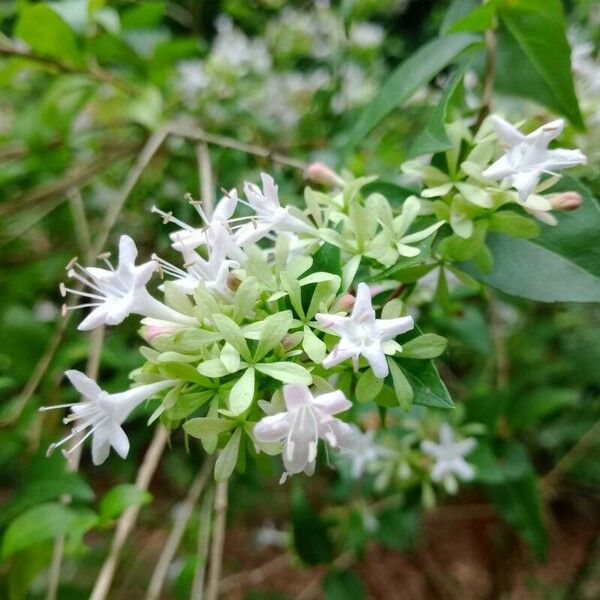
[45,326,105,600]
[90,427,169,600]
[197,142,215,219]
[167,123,308,172]
[542,416,600,496]
[190,485,215,600]
[476,24,497,129]
[145,457,214,600]
[219,555,289,596]
[205,481,229,600]
[0,43,136,94]
[68,189,93,261]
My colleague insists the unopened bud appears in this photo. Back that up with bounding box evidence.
[333,292,355,312]
[281,334,298,351]
[142,324,179,342]
[227,274,241,291]
[550,191,582,211]
[305,162,343,187]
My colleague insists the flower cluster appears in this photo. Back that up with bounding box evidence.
[43,112,585,493]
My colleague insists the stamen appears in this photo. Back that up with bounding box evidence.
[152,206,195,231]
[66,256,79,270]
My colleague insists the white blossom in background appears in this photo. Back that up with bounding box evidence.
[421,424,476,494]
[340,426,395,479]
[331,63,378,114]
[41,371,175,465]
[234,173,315,245]
[177,60,209,99]
[349,22,385,49]
[61,235,196,330]
[316,282,414,378]
[254,384,354,483]
[482,115,587,202]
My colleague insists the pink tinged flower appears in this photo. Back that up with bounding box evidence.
[40,370,176,465]
[421,424,476,495]
[61,235,196,331]
[253,384,353,483]
[305,162,344,187]
[315,282,414,379]
[233,173,315,246]
[482,115,587,202]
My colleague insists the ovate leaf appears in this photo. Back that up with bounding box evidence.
[256,362,312,385]
[214,428,242,482]
[228,367,255,415]
[99,484,152,521]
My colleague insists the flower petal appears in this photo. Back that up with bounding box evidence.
[109,423,130,459]
[375,315,414,341]
[91,426,111,465]
[254,412,291,442]
[352,282,374,320]
[65,370,103,399]
[489,115,524,147]
[282,384,313,410]
[312,390,351,415]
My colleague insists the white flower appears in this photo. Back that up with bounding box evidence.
[340,426,395,479]
[315,282,414,379]
[253,384,353,483]
[234,173,315,246]
[421,424,476,494]
[41,370,175,465]
[152,190,244,262]
[61,235,196,331]
[153,227,238,298]
[482,115,587,202]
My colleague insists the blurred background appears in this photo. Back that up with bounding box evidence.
[1,1,600,598]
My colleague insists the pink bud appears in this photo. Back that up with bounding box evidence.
[550,191,582,211]
[334,293,355,312]
[143,324,179,342]
[305,162,343,187]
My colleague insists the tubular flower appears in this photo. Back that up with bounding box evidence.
[61,235,197,331]
[340,426,396,479]
[316,282,414,378]
[253,384,353,483]
[421,424,476,494]
[482,115,586,202]
[41,370,176,465]
[234,172,315,245]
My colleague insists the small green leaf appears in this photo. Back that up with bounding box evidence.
[211,314,251,360]
[355,369,384,403]
[402,334,448,359]
[16,4,82,65]
[489,211,541,239]
[158,362,209,384]
[197,359,230,378]
[233,276,259,322]
[323,569,366,600]
[302,325,327,363]
[163,282,194,315]
[183,417,236,439]
[255,362,312,385]
[214,429,242,482]
[2,503,97,559]
[387,359,414,410]
[228,367,255,415]
[220,343,241,373]
[448,0,502,33]
[255,311,293,361]
[99,484,152,521]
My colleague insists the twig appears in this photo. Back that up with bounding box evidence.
[67,188,93,260]
[190,485,215,600]
[205,480,229,600]
[90,427,169,600]
[145,457,215,600]
[196,142,215,219]
[167,123,308,171]
[0,43,136,94]
[542,417,600,496]
[219,554,290,595]
[475,25,497,128]
[45,326,105,600]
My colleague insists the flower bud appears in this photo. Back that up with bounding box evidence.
[142,324,179,342]
[550,191,582,211]
[227,274,241,291]
[333,292,355,312]
[305,162,343,187]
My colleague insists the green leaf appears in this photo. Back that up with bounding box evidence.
[211,314,251,360]
[346,33,480,150]
[255,362,312,385]
[166,390,214,421]
[197,359,230,378]
[255,311,293,361]
[312,242,343,280]
[323,569,366,600]
[228,367,255,415]
[15,4,82,66]
[355,369,384,403]
[214,428,242,482]
[497,0,583,129]
[183,417,236,439]
[488,211,540,239]
[158,362,209,384]
[291,484,333,565]
[2,503,97,559]
[233,276,259,322]
[302,325,327,363]
[448,0,502,33]
[440,0,478,34]
[407,68,465,159]
[486,474,547,560]
[99,484,152,521]
[401,334,448,359]
[387,359,414,410]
